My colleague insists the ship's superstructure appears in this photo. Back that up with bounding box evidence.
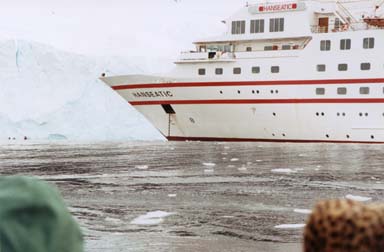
[102,0,384,143]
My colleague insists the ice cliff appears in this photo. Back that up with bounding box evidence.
[0,40,163,141]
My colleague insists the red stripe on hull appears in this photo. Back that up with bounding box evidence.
[167,136,384,144]
[130,98,384,106]
[112,78,384,90]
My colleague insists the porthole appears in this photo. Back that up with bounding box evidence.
[272,133,276,137]
[359,113,363,117]
[342,113,346,116]
[371,135,375,139]
[365,113,369,117]
[237,90,241,94]
[337,113,340,116]
[282,133,286,137]
[189,118,195,124]
[220,91,223,94]
[275,90,279,94]
[321,112,325,116]
[326,134,330,138]
[271,90,274,94]
[256,90,260,94]
[252,90,255,94]
[316,112,320,116]
[273,112,277,116]
[346,135,350,139]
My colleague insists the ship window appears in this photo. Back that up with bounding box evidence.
[198,68,206,75]
[361,63,371,70]
[363,37,375,49]
[320,40,331,51]
[246,47,252,52]
[337,87,347,95]
[215,68,223,75]
[271,66,280,73]
[264,46,273,51]
[340,39,351,50]
[252,66,260,74]
[269,18,284,32]
[360,87,370,95]
[317,64,326,72]
[338,64,348,71]
[335,18,342,30]
[282,45,291,50]
[232,20,246,34]
[233,67,241,74]
[250,19,264,33]
[316,88,325,95]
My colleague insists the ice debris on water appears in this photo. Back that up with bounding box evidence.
[230,158,239,162]
[204,169,214,174]
[345,194,372,202]
[294,209,312,215]
[135,165,149,170]
[168,194,177,198]
[131,211,175,226]
[271,168,297,174]
[237,166,247,171]
[274,224,306,229]
[202,162,216,167]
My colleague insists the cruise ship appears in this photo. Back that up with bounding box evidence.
[101,0,384,143]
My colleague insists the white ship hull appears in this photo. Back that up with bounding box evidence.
[102,76,384,143]
[101,0,384,143]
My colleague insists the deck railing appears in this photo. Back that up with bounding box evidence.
[311,22,384,33]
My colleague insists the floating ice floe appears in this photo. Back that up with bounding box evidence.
[222,157,227,160]
[345,194,372,202]
[230,158,239,162]
[135,165,149,170]
[271,168,297,174]
[237,166,247,171]
[105,217,122,224]
[221,152,228,155]
[227,165,235,168]
[224,146,230,150]
[202,162,216,167]
[168,194,177,198]
[294,209,312,215]
[204,169,215,173]
[131,211,175,226]
[274,224,306,229]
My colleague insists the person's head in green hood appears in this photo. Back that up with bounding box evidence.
[0,176,83,252]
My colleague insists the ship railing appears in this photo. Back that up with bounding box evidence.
[178,46,304,61]
[311,21,384,33]
[179,51,236,61]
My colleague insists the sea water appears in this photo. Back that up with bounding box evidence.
[1,141,384,251]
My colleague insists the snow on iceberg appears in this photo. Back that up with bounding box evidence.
[131,211,175,226]
[0,39,163,141]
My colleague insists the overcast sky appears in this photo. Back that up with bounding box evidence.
[0,0,248,60]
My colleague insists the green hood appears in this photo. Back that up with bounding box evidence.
[0,176,83,252]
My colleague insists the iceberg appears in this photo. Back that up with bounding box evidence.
[0,39,163,141]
